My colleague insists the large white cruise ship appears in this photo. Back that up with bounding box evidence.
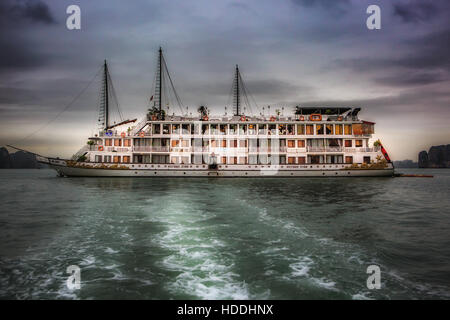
[36,48,394,177]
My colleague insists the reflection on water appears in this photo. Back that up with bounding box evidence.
[0,169,449,299]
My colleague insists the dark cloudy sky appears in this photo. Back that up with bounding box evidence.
[0,0,449,159]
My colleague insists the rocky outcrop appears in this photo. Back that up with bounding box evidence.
[418,145,450,168]
[0,147,12,168]
[394,160,418,168]
[0,147,40,169]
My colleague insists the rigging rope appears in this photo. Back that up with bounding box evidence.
[10,66,102,146]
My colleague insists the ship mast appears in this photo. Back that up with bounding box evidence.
[158,47,162,114]
[234,65,241,116]
[99,60,110,130]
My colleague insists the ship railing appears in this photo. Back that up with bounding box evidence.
[343,147,380,152]
[71,145,90,160]
[306,147,343,152]
[132,146,170,152]
[130,118,148,136]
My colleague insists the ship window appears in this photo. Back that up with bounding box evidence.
[239,157,247,164]
[231,140,237,148]
[113,156,120,163]
[210,124,218,135]
[211,139,217,148]
[95,155,102,162]
[230,157,237,164]
[220,124,227,135]
[326,124,333,135]
[229,124,237,134]
[278,124,286,135]
[288,157,296,164]
[345,140,352,147]
[162,124,170,134]
[248,124,256,135]
[171,157,179,164]
[239,140,247,148]
[353,124,363,135]
[172,124,180,134]
[345,156,353,164]
[287,140,295,148]
[306,125,314,135]
[153,124,161,134]
[297,140,305,148]
[344,124,352,135]
[239,124,247,135]
[182,124,190,134]
[316,124,324,135]
[287,125,294,135]
[171,140,180,147]
[123,139,131,147]
[221,156,227,164]
[335,124,343,135]
[258,155,268,164]
[298,157,306,164]
[114,139,122,147]
[181,156,189,164]
[280,156,286,164]
[123,156,130,163]
[269,124,277,135]
[258,124,267,134]
[364,156,371,164]
[104,156,111,163]
[356,140,363,147]
[181,140,189,147]
[221,139,227,147]
[105,139,112,146]
[296,124,305,135]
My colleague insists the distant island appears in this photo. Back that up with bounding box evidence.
[0,147,40,169]
[393,160,418,168]
[419,144,450,168]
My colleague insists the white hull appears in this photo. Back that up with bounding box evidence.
[48,163,394,178]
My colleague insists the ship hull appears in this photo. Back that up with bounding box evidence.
[49,164,394,177]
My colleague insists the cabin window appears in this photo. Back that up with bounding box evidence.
[162,124,170,134]
[113,156,120,163]
[239,157,247,164]
[316,124,324,135]
[306,125,314,135]
[353,124,363,135]
[201,124,208,134]
[269,124,277,135]
[355,140,363,147]
[210,124,218,135]
[326,124,333,135]
[344,124,352,135]
[104,156,111,163]
[280,156,286,164]
[230,157,237,164]
[231,140,237,148]
[114,139,122,147]
[335,124,343,135]
[171,157,179,164]
[249,155,257,164]
[248,124,256,135]
[258,124,267,135]
[221,140,227,148]
[288,157,296,164]
[95,155,102,162]
[182,124,190,134]
[239,124,247,135]
[278,124,286,135]
[239,140,247,148]
[298,157,306,164]
[221,156,227,164]
[297,140,305,148]
[152,124,161,134]
[171,140,180,147]
[211,139,217,148]
[105,139,112,146]
[172,124,180,134]
[229,124,237,134]
[287,125,294,135]
[123,139,131,147]
[364,156,371,164]
[180,156,189,164]
[287,140,295,148]
[345,156,353,164]
[220,124,227,135]
[181,140,189,147]
[123,156,130,163]
[345,140,352,147]
[296,124,305,135]
[259,155,268,164]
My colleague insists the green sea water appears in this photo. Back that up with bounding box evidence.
[0,169,449,299]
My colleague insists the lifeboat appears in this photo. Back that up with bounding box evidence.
[310,114,322,121]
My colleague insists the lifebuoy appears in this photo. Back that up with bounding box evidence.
[299,115,305,121]
[240,115,246,121]
[337,116,343,121]
[202,115,209,121]
[270,116,276,122]
[98,146,104,151]
[139,131,145,137]
[310,114,322,121]
[121,132,126,138]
